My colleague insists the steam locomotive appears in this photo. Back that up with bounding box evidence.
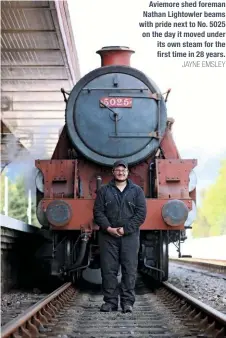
[35,46,197,284]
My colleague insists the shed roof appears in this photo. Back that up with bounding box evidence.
[1,0,80,160]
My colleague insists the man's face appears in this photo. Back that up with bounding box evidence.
[113,165,129,182]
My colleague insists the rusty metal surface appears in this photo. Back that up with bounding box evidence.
[1,282,75,338]
[156,159,197,199]
[1,0,80,158]
[96,46,135,66]
[2,276,224,337]
[163,282,226,328]
[160,123,181,159]
[36,159,77,198]
[78,158,148,199]
[35,153,193,231]
[40,198,191,230]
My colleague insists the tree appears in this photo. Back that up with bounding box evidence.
[0,172,40,227]
[192,208,211,238]
[192,159,226,238]
[8,176,28,222]
[0,171,13,214]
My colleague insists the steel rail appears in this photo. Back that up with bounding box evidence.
[162,281,226,337]
[1,282,75,338]
[170,258,226,275]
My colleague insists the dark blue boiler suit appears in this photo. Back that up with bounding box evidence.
[93,179,147,307]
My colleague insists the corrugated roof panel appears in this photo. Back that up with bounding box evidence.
[2,66,68,80]
[1,32,60,49]
[1,0,80,159]
[2,50,64,66]
[3,102,65,112]
[2,79,70,91]
[2,91,65,102]
[12,126,62,134]
[9,119,63,127]
[2,8,54,30]
[19,134,59,140]
[1,1,49,8]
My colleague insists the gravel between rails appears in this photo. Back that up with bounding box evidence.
[168,263,226,314]
[2,265,226,335]
[1,288,48,326]
[39,278,210,338]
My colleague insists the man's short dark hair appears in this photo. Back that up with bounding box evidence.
[113,160,128,170]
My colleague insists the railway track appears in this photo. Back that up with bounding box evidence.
[1,278,226,338]
[169,258,226,276]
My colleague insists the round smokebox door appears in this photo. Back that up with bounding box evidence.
[66,67,167,166]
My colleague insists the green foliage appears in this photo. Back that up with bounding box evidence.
[0,172,11,213]
[192,159,226,238]
[0,172,40,227]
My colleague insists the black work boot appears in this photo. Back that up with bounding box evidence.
[100,303,118,312]
[122,304,133,313]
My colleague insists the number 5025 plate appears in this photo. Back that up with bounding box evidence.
[100,97,132,108]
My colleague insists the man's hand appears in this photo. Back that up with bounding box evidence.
[107,227,123,237]
[117,227,124,235]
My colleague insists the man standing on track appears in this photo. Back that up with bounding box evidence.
[93,160,147,313]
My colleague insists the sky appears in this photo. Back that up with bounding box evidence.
[67,0,226,206]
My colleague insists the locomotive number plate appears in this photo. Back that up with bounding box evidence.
[100,97,132,108]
